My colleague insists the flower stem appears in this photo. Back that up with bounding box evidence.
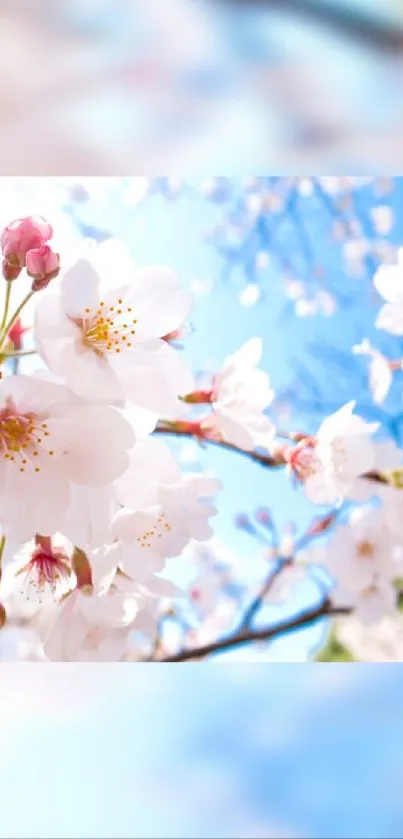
[0,281,12,335]
[2,348,37,359]
[0,290,35,349]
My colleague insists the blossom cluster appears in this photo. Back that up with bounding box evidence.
[2,205,403,663]
[0,217,225,660]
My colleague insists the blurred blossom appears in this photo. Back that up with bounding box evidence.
[239,283,261,307]
[0,0,402,170]
[190,277,214,295]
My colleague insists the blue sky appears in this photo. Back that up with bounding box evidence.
[1,665,403,838]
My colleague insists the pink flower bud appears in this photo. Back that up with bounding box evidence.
[306,512,337,538]
[183,389,213,404]
[26,245,60,291]
[256,507,272,525]
[1,216,53,268]
[235,513,250,530]
[2,258,22,281]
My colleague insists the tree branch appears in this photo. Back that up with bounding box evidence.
[238,558,292,630]
[153,422,389,485]
[154,422,281,468]
[157,599,352,662]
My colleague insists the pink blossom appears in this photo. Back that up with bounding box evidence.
[1,216,53,270]
[26,245,60,290]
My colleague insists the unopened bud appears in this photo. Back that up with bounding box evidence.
[2,258,22,281]
[182,390,213,404]
[306,512,337,537]
[256,507,272,525]
[235,513,251,530]
[1,216,53,267]
[26,246,60,291]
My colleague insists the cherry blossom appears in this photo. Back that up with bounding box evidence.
[289,402,380,505]
[320,507,398,624]
[202,338,275,451]
[374,248,403,335]
[42,584,139,662]
[1,193,403,664]
[352,339,393,405]
[107,473,222,589]
[34,239,194,413]
[26,245,60,291]
[0,375,135,540]
[1,216,53,278]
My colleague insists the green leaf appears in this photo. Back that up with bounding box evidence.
[315,629,356,662]
[385,469,403,489]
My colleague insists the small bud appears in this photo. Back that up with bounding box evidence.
[306,512,337,537]
[26,245,60,291]
[2,258,22,282]
[182,390,213,404]
[256,507,272,525]
[1,216,53,268]
[235,513,251,530]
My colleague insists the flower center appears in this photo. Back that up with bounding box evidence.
[17,547,72,602]
[78,298,138,356]
[136,513,172,548]
[289,443,318,479]
[0,402,54,473]
[356,540,375,560]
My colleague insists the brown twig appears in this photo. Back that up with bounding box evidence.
[153,422,389,484]
[157,599,352,662]
[154,422,281,468]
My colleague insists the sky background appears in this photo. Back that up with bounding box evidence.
[2,665,403,838]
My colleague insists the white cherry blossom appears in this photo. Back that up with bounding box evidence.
[352,339,393,405]
[0,533,74,604]
[291,401,380,505]
[374,248,403,335]
[321,507,398,624]
[42,584,139,662]
[0,375,135,541]
[203,338,275,451]
[110,474,221,585]
[33,239,194,415]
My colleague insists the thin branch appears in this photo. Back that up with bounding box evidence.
[157,599,352,662]
[154,423,281,468]
[153,422,389,485]
[238,557,291,630]
[226,0,403,54]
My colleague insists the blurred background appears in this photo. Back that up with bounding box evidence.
[1,0,403,171]
[1,665,403,838]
